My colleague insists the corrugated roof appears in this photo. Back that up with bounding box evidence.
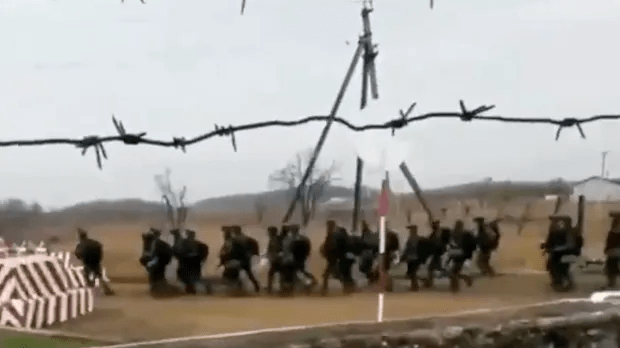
[572,176,620,187]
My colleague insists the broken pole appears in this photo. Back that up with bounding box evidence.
[351,157,364,233]
[282,41,365,223]
[399,161,434,226]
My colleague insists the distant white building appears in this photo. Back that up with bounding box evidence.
[571,176,620,202]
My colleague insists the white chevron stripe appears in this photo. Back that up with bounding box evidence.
[48,259,70,291]
[25,298,36,329]
[24,262,52,298]
[0,277,28,304]
[15,264,37,298]
[72,267,87,287]
[11,299,25,317]
[34,297,45,329]
[58,292,69,323]
[46,295,56,326]
[37,262,63,295]
[79,288,86,315]
[0,306,20,327]
[65,263,80,289]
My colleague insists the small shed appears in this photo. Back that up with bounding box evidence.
[571,176,620,202]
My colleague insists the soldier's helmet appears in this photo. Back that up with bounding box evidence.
[406,224,418,234]
[549,215,571,228]
[77,228,87,239]
[473,217,485,224]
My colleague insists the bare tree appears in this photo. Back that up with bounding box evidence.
[154,168,188,230]
[254,196,267,223]
[268,148,340,226]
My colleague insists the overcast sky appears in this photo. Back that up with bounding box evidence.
[0,0,619,209]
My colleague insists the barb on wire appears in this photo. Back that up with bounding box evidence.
[241,0,246,15]
[121,0,146,4]
[1,103,619,169]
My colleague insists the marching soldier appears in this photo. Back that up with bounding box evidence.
[604,212,620,288]
[74,228,115,295]
[401,224,423,291]
[541,215,582,291]
[446,220,477,293]
[230,225,261,292]
[265,226,282,294]
[179,229,209,294]
[287,224,316,288]
[426,220,448,288]
[473,217,500,277]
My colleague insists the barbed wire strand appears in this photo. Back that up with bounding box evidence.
[1,104,619,169]
[1,101,619,164]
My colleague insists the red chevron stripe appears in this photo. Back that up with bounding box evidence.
[44,260,67,293]
[31,262,56,296]
[0,269,27,302]
[54,257,77,289]
[18,263,45,298]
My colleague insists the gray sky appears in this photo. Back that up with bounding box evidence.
[1,0,620,209]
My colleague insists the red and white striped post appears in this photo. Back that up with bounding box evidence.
[376,177,389,322]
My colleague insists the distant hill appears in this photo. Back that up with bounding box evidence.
[192,185,358,213]
[44,199,165,225]
[0,178,579,242]
[47,178,574,217]
[1,178,575,228]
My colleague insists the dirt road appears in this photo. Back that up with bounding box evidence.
[52,272,610,345]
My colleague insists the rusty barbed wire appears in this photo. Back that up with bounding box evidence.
[1,103,618,170]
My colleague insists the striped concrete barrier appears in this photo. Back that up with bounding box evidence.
[48,251,111,288]
[0,238,111,289]
[0,254,95,329]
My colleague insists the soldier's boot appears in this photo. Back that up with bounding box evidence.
[320,269,330,296]
[486,264,496,277]
[563,277,574,292]
[409,275,419,292]
[303,270,318,288]
[185,283,197,294]
[301,270,317,294]
[246,271,261,293]
[343,279,356,294]
[608,275,617,288]
[367,270,379,285]
[266,271,275,294]
[461,274,473,287]
[476,256,488,276]
[449,276,460,293]
[424,271,435,288]
[203,279,213,294]
[101,281,115,296]
[385,275,394,292]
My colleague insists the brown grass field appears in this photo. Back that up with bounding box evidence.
[26,199,620,344]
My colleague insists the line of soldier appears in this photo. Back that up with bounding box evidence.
[138,218,502,295]
[538,212,620,292]
[395,216,501,293]
[75,216,502,297]
[73,211,620,297]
